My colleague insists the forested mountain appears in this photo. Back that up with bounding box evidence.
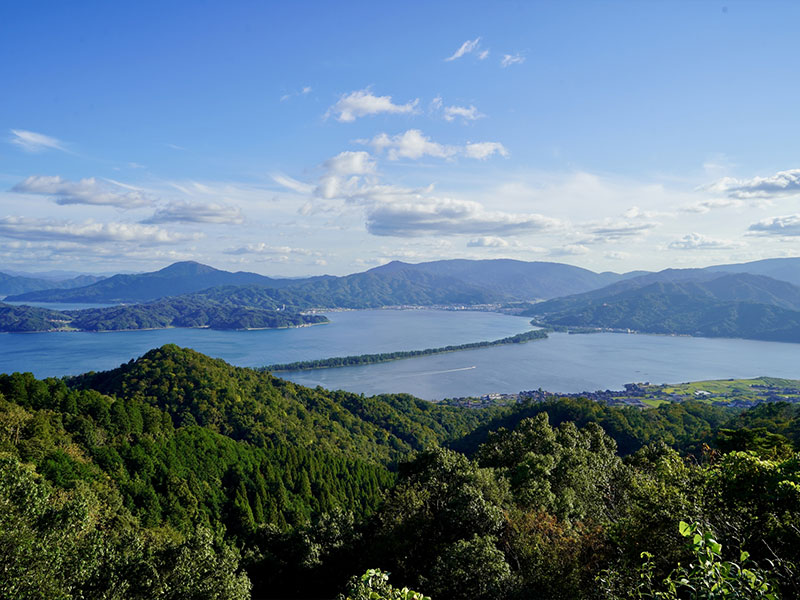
[0,299,326,332]
[6,261,306,303]
[187,268,504,309]
[7,258,642,306]
[2,346,799,598]
[0,271,105,297]
[69,345,498,462]
[705,256,800,287]
[526,272,800,342]
[367,258,642,300]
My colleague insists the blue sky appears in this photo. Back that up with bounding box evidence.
[2,0,800,276]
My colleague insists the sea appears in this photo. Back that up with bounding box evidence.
[2,308,800,399]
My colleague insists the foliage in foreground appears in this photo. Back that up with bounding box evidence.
[1,346,800,599]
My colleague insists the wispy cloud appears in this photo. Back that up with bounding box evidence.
[271,173,315,194]
[585,219,658,242]
[707,169,800,199]
[680,197,744,213]
[366,130,508,161]
[9,129,67,153]
[668,232,743,250]
[225,243,319,257]
[501,53,525,68]
[325,88,418,122]
[280,85,313,102]
[364,194,560,237]
[748,214,800,237]
[443,104,484,122]
[463,141,509,160]
[0,216,199,245]
[467,236,510,248]
[12,175,154,208]
[142,202,244,224]
[549,244,589,256]
[445,37,484,61]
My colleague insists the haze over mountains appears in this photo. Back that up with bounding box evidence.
[0,271,106,297]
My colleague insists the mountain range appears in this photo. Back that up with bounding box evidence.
[0,271,106,297]
[7,257,800,340]
[526,271,800,342]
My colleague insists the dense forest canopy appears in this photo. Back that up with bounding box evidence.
[1,345,798,598]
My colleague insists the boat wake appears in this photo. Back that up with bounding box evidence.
[399,365,477,377]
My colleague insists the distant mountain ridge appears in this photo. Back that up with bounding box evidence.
[6,261,301,303]
[9,256,800,314]
[7,258,640,306]
[368,259,641,300]
[526,271,800,342]
[0,271,105,297]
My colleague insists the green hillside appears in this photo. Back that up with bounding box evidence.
[2,347,799,599]
[526,274,800,342]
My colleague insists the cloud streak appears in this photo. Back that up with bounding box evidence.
[10,129,67,153]
[142,202,244,224]
[445,37,484,61]
[501,53,525,67]
[12,175,154,208]
[668,233,743,250]
[0,216,199,245]
[365,195,560,237]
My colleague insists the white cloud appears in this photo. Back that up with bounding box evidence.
[586,220,658,242]
[707,169,800,199]
[281,86,313,102]
[0,216,199,245]
[463,142,509,160]
[315,151,378,199]
[369,130,457,160]
[142,202,244,224]
[501,53,525,68]
[323,151,376,175]
[445,37,482,61]
[12,175,154,208]
[272,173,315,194]
[680,197,745,213]
[550,244,589,256]
[367,130,507,161]
[365,195,560,237]
[605,251,629,260]
[325,89,418,122]
[478,49,490,60]
[224,243,319,257]
[443,104,484,122]
[748,214,800,237]
[467,236,509,248]
[668,232,744,250]
[9,129,66,152]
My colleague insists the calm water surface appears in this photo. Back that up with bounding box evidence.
[2,309,799,399]
[0,310,529,378]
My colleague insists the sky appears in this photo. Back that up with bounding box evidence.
[2,0,800,277]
